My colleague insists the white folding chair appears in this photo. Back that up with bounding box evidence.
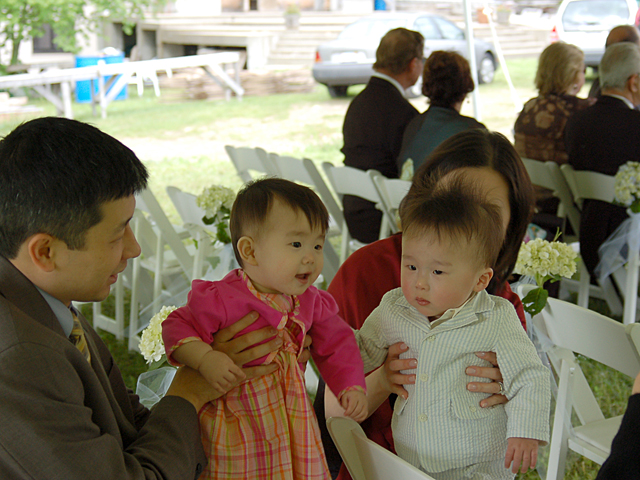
[327,417,436,480]
[368,170,411,234]
[224,145,279,183]
[561,164,631,321]
[126,189,200,351]
[268,153,342,283]
[321,162,389,263]
[521,158,581,237]
[531,294,640,480]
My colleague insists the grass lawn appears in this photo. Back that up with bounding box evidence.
[0,58,620,479]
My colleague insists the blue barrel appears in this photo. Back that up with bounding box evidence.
[75,53,128,103]
[374,0,386,10]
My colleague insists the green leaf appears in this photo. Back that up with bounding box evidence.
[202,216,215,225]
[521,287,549,317]
[147,356,169,371]
[216,222,231,244]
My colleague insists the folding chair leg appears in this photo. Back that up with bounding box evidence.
[546,359,573,480]
[577,259,590,309]
[340,220,350,264]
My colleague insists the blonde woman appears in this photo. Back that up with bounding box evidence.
[514,42,594,165]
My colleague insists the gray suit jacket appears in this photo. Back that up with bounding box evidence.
[0,255,206,479]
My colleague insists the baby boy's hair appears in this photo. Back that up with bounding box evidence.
[399,175,504,269]
[230,177,329,266]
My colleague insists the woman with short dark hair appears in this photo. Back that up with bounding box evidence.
[396,50,485,176]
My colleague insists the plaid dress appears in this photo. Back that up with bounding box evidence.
[198,277,330,480]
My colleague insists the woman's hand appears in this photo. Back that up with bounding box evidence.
[211,311,281,380]
[633,371,640,395]
[466,351,508,408]
[382,342,417,400]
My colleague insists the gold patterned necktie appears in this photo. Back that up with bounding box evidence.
[69,309,91,363]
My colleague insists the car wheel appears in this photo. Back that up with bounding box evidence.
[477,53,495,84]
[327,85,348,98]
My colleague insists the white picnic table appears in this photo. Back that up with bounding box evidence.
[0,52,244,119]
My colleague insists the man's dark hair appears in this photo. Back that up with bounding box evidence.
[230,177,329,267]
[0,117,149,258]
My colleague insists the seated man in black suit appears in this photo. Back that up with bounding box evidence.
[341,27,423,243]
[565,42,640,277]
[588,25,640,99]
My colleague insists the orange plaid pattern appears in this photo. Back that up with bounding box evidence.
[198,274,330,479]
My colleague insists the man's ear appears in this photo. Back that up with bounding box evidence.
[237,236,258,266]
[473,267,494,292]
[25,234,60,273]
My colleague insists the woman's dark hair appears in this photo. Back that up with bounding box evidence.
[0,117,148,259]
[230,177,329,267]
[422,50,475,108]
[411,129,534,293]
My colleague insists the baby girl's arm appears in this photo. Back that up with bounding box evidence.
[173,340,245,393]
[505,437,539,474]
[339,390,368,423]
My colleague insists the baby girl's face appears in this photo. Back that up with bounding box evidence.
[249,200,325,296]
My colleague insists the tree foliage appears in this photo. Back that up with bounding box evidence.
[0,0,162,65]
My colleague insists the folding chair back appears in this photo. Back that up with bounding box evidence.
[369,170,411,234]
[224,145,279,183]
[522,158,581,234]
[535,296,640,480]
[166,186,207,227]
[327,417,435,480]
[559,164,625,317]
[321,162,388,263]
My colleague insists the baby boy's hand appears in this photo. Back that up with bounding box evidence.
[505,437,539,474]
[340,390,368,423]
[200,350,246,393]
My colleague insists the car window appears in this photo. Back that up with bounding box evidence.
[413,17,441,40]
[432,17,465,40]
[338,19,408,41]
[562,0,631,31]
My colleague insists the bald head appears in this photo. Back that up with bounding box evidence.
[606,25,640,48]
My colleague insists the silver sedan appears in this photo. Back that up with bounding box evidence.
[312,12,499,98]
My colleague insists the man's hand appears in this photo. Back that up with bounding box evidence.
[211,311,281,379]
[466,351,508,408]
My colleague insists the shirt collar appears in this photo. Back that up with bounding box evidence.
[36,287,74,336]
[371,72,406,98]
[429,291,478,327]
[603,93,635,109]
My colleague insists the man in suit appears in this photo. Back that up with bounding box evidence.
[0,117,281,479]
[565,42,640,276]
[588,24,640,99]
[341,27,423,243]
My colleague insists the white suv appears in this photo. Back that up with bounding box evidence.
[552,0,638,68]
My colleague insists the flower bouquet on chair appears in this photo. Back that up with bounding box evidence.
[196,185,236,245]
[514,232,578,316]
[597,161,640,282]
[136,305,177,408]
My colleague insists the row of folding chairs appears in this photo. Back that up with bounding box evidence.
[224,145,411,267]
[522,159,639,324]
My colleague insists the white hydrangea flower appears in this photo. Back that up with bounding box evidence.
[138,305,178,364]
[196,185,236,220]
[614,162,640,208]
[514,238,577,282]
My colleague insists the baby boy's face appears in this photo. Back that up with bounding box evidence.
[400,233,491,320]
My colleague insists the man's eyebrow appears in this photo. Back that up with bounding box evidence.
[113,216,132,233]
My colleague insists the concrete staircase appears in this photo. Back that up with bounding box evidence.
[264,13,551,68]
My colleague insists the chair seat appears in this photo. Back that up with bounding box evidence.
[570,415,622,464]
